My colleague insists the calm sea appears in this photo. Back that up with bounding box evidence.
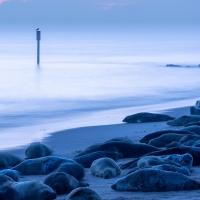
[0,25,200,149]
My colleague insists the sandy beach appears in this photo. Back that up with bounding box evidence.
[3,105,200,199]
[1,1,200,199]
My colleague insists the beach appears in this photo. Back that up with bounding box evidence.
[1,1,200,199]
[4,105,200,199]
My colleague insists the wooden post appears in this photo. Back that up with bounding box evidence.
[36,29,41,65]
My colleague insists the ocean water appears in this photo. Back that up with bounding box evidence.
[0,25,200,149]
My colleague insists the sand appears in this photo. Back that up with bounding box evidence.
[3,105,200,200]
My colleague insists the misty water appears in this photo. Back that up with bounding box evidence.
[0,25,200,149]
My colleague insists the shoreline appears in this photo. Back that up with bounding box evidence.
[3,104,200,199]
[0,98,194,151]
[3,104,190,159]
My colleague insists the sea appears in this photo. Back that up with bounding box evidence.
[0,24,200,149]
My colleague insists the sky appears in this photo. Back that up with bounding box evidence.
[0,0,199,28]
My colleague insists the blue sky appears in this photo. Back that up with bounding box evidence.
[0,0,199,27]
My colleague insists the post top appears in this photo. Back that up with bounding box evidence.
[36,29,41,40]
